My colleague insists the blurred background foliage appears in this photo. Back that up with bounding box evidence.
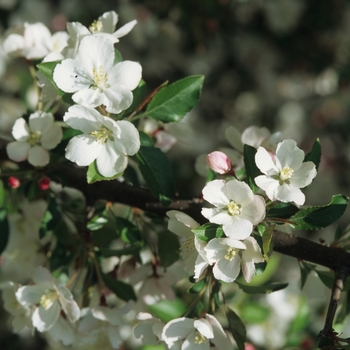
[1,0,350,349]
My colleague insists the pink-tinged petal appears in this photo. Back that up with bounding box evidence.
[255,175,280,201]
[96,141,127,177]
[255,146,279,176]
[108,60,142,91]
[63,105,104,133]
[205,314,232,349]
[225,179,254,207]
[202,179,230,207]
[275,184,305,205]
[65,134,102,166]
[275,139,304,170]
[107,326,123,349]
[240,195,266,225]
[41,124,63,150]
[99,11,118,33]
[113,120,140,155]
[6,141,30,162]
[53,59,92,93]
[77,35,114,72]
[15,285,47,306]
[28,145,50,167]
[162,317,194,343]
[102,86,134,114]
[214,256,241,283]
[12,118,30,141]
[206,151,231,174]
[291,162,317,188]
[72,87,105,108]
[32,302,60,332]
[223,216,253,240]
[113,20,137,39]
[29,112,54,133]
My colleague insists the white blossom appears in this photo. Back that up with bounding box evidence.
[53,35,142,114]
[15,266,80,332]
[134,312,165,346]
[161,313,232,349]
[201,179,266,240]
[63,105,140,177]
[255,139,317,205]
[204,237,264,283]
[6,111,62,167]
[167,210,209,279]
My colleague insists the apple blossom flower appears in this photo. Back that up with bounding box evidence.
[201,179,266,240]
[167,210,209,279]
[15,266,80,332]
[63,104,140,177]
[254,139,317,205]
[206,151,232,174]
[53,35,142,114]
[62,11,137,58]
[161,313,232,349]
[6,111,63,167]
[3,22,68,60]
[134,312,165,346]
[204,236,264,283]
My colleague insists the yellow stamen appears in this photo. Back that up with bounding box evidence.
[90,126,113,144]
[227,201,241,216]
[28,131,41,146]
[92,66,110,92]
[279,166,294,183]
[89,20,103,33]
[195,332,206,344]
[225,247,238,261]
[40,291,58,310]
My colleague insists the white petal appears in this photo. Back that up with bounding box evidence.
[291,162,317,188]
[3,33,24,57]
[96,141,127,177]
[255,175,280,201]
[202,180,230,207]
[12,118,30,141]
[162,317,194,344]
[108,60,142,91]
[225,126,243,152]
[255,146,279,176]
[201,208,232,225]
[275,139,304,170]
[213,256,241,283]
[28,145,50,167]
[107,326,123,348]
[65,135,103,166]
[64,105,104,133]
[241,126,270,148]
[113,120,140,156]
[224,179,254,207]
[194,319,214,339]
[223,216,253,240]
[239,195,266,225]
[40,124,63,150]
[28,112,54,133]
[167,210,199,237]
[72,87,105,108]
[205,314,232,349]
[47,317,75,346]
[53,58,92,93]
[99,11,118,33]
[60,297,80,323]
[15,285,46,306]
[32,302,60,332]
[33,266,53,287]
[6,142,30,162]
[102,86,134,114]
[113,20,137,39]
[275,184,305,205]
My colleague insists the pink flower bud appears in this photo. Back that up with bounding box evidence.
[206,151,232,174]
[245,344,256,350]
[38,176,50,191]
[8,176,20,189]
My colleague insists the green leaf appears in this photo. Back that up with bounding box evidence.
[315,270,350,291]
[298,261,314,289]
[139,130,154,147]
[37,61,65,97]
[145,75,204,122]
[148,298,187,322]
[235,280,288,294]
[113,48,123,64]
[192,223,224,242]
[158,231,180,268]
[99,244,143,257]
[226,307,246,350]
[188,279,207,294]
[87,160,123,184]
[261,225,274,261]
[102,273,137,301]
[267,202,299,219]
[0,180,5,208]
[240,302,270,323]
[290,194,349,230]
[136,146,174,205]
[120,80,147,117]
[304,138,321,171]
[243,144,261,193]
[0,209,9,254]
[115,217,142,243]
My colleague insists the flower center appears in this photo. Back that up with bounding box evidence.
[90,126,114,144]
[225,247,238,261]
[180,237,195,253]
[92,66,110,92]
[89,20,103,33]
[28,131,41,146]
[279,166,294,183]
[40,291,58,310]
[195,331,207,344]
[227,201,241,216]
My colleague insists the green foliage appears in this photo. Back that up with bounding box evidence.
[148,298,187,322]
[157,230,180,268]
[188,279,207,294]
[145,75,205,122]
[87,160,123,183]
[37,61,65,96]
[290,194,349,230]
[226,307,246,350]
[304,138,322,170]
[102,273,137,301]
[136,146,174,205]
[267,202,299,219]
[243,144,261,193]
[192,223,224,242]
[235,280,288,294]
[0,209,9,254]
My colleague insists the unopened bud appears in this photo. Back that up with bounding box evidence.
[245,344,256,350]
[38,176,50,191]
[206,151,232,174]
[8,176,20,188]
